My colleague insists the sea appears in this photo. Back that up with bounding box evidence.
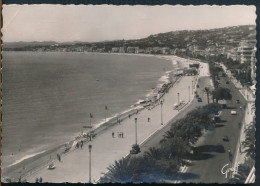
[1,51,175,168]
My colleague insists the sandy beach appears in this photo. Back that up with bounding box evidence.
[3,55,210,183]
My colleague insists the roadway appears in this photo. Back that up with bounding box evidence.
[135,71,246,183]
[183,74,247,183]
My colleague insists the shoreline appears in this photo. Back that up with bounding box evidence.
[2,53,186,182]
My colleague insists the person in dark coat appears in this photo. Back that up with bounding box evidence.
[81,140,83,149]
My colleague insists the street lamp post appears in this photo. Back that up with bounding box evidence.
[160,100,163,125]
[105,110,106,123]
[188,86,190,102]
[88,144,92,183]
[192,81,194,95]
[177,92,180,105]
[135,118,137,144]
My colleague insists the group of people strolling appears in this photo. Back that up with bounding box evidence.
[76,140,84,149]
[112,132,124,138]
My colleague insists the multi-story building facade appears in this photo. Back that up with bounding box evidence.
[237,40,255,64]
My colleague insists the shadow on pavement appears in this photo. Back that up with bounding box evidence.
[189,152,215,161]
[215,124,225,128]
[178,172,200,181]
[227,106,236,109]
[218,119,227,123]
[195,144,225,153]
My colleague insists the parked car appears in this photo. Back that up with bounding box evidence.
[197,97,202,102]
[236,99,240,104]
[231,110,237,115]
[223,136,229,142]
[130,144,141,154]
[196,84,199,88]
[222,104,227,109]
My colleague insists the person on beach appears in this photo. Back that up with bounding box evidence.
[57,153,61,162]
[81,140,83,149]
[112,132,114,138]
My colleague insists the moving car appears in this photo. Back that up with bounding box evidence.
[231,110,237,115]
[223,136,229,142]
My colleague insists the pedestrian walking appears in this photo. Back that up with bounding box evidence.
[148,117,150,122]
[112,132,114,138]
[122,132,124,138]
[35,177,38,183]
[76,142,79,149]
[57,153,61,162]
[39,177,42,183]
[228,150,232,162]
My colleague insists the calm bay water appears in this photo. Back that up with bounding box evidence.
[2,52,173,167]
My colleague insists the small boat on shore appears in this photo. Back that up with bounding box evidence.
[47,163,56,170]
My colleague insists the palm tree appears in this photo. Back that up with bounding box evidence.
[163,129,176,139]
[144,147,161,161]
[100,157,138,183]
[242,122,255,160]
[203,87,211,104]
[228,161,251,183]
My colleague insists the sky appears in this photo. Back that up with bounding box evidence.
[2,5,256,43]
